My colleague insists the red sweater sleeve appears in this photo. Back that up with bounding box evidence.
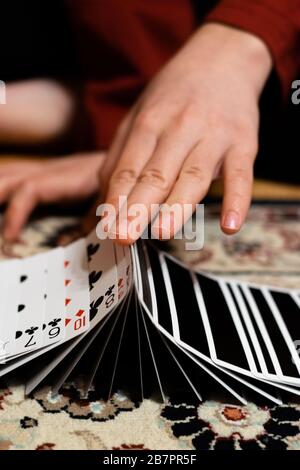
[205,0,300,98]
[67,0,195,149]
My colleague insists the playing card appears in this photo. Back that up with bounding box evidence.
[13,252,47,355]
[64,238,90,340]
[135,241,155,319]
[125,245,132,290]
[139,243,174,333]
[136,248,286,404]
[86,231,118,327]
[43,247,66,347]
[161,252,211,357]
[0,259,21,362]
[253,287,300,380]
[114,244,131,301]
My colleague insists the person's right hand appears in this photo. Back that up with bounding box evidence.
[1,152,105,241]
[97,24,272,244]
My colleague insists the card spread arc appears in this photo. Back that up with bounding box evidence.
[0,232,300,405]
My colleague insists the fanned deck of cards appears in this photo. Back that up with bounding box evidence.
[1,228,300,405]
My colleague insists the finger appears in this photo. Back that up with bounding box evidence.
[2,152,107,240]
[0,174,33,203]
[2,171,80,241]
[220,146,255,234]
[151,141,223,239]
[0,160,41,177]
[82,196,102,236]
[114,120,202,242]
[100,111,161,236]
[99,107,137,197]
[3,182,40,241]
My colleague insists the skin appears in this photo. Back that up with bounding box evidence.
[1,24,272,242]
[0,79,74,145]
[98,24,272,243]
[0,79,105,241]
[1,154,105,241]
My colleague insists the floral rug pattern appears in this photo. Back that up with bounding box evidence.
[0,204,299,450]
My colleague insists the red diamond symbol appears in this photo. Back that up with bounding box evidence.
[65,318,71,326]
[76,309,85,317]
[65,298,71,306]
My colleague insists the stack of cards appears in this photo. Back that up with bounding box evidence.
[0,231,300,406]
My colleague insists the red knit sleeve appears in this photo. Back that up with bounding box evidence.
[205,0,300,98]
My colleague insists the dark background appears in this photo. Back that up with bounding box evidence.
[0,0,299,184]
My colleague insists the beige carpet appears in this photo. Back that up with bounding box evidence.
[0,204,300,450]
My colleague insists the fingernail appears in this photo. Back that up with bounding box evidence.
[222,210,240,231]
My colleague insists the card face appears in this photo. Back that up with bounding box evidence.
[115,244,131,302]
[86,231,118,327]
[14,253,47,355]
[125,245,132,291]
[43,247,66,346]
[2,230,300,402]
[0,259,21,362]
[64,238,90,340]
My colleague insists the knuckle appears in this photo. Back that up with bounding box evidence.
[138,168,170,192]
[110,168,138,185]
[134,110,158,133]
[174,110,193,129]
[167,197,189,207]
[181,165,208,184]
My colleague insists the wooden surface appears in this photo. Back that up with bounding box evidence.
[1,154,300,201]
[210,179,300,201]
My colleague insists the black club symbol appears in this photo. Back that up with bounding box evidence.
[87,243,100,262]
[89,270,102,291]
[89,296,104,321]
[25,327,38,335]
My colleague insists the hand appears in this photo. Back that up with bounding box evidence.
[99,24,272,244]
[1,152,105,241]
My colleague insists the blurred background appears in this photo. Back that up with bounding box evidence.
[0,0,299,198]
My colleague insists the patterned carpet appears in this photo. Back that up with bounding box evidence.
[0,204,300,450]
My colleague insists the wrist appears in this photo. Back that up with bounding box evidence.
[194,23,273,97]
